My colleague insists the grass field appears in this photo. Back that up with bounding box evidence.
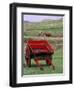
[22,18,63,75]
[23,48,63,75]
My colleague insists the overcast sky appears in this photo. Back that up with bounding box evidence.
[23,15,63,22]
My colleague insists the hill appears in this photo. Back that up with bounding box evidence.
[23,19,63,37]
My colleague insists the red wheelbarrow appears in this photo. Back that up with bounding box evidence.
[25,39,55,70]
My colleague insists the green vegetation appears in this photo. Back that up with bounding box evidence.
[23,48,63,75]
[22,18,63,75]
[23,19,63,36]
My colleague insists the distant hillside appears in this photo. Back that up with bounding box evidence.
[23,19,63,36]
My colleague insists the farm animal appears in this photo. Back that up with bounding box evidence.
[25,39,55,70]
[38,32,52,37]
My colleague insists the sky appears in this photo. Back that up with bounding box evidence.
[23,15,63,22]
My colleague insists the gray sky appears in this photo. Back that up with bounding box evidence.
[23,15,63,22]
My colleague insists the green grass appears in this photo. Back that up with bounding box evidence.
[22,48,63,75]
[24,28,63,36]
[23,19,63,37]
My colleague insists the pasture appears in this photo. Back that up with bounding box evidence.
[22,19,63,75]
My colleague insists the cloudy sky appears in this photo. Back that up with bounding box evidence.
[23,14,63,22]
